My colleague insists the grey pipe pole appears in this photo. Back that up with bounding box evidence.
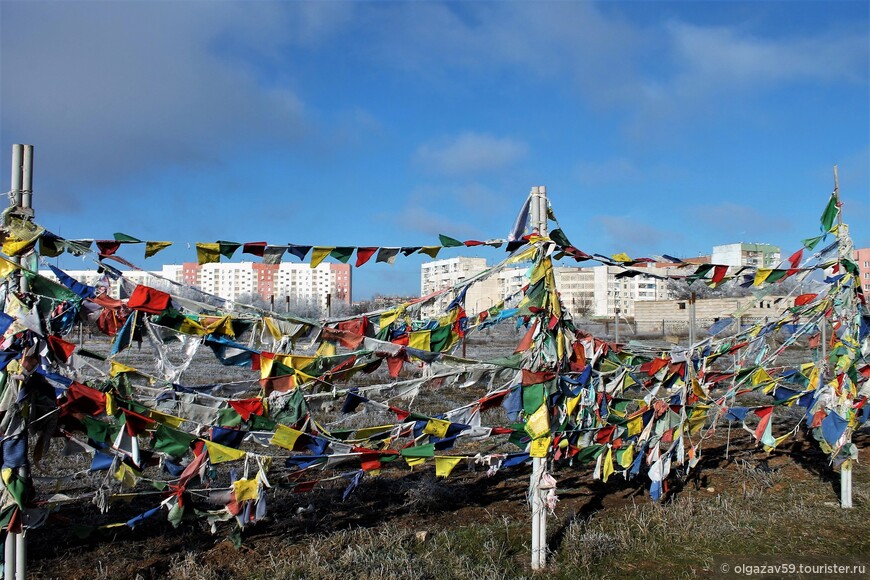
[10,145,23,208]
[21,146,33,210]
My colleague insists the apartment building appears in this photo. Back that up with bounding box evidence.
[41,261,351,312]
[855,247,870,294]
[711,243,781,268]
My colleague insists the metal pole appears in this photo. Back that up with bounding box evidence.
[20,146,33,294]
[537,186,548,237]
[10,145,22,208]
[529,186,548,570]
[832,164,853,508]
[4,532,14,580]
[614,308,619,344]
[21,146,33,211]
[8,146,23,294]
[529,187,540,235]
[14,532,24,580]
[821,317,827,366]
[688,292,696,347]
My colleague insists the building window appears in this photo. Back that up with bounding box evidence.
[678,302,686,310]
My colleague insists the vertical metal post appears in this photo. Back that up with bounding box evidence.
[8,146,23,294]
[529,185,548,570]
[21,146,33,211]
[832,164,853,509]
[10,145,22,208]
[688,291,696,347]
[17,146,33,294]
[6,145,31,580]
[614,308,620,344]
[13,533,23,580]
[326,293,332,318]
[4,532,14,580]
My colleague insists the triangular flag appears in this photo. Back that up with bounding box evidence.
[419,246,441,259]
[330,247,354,264]
[144,241,172,258]
[270,424,304,450]
[196,243,221,265]
[376,247,400,265]
[820,193,838,232]
[435,456,463,478]
[206,441,247,464]
[438,235,463,248]
[355,247,377,267]
[218,241,241,259]
[232,478,260,502]
[114,233,142,243]
[311,247,334,268]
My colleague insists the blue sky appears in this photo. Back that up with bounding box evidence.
[1,1,868,299]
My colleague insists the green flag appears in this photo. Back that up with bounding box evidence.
[438,234,463,247]
[820,193,838,232]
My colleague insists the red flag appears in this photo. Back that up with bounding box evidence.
[786,249,803,276]
[711,265,728,284]
[47,335,76,363]
[355,247,377,267]
[127,285,171,314]
[794,293,817,306]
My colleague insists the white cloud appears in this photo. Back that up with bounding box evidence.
[415,133,528,175]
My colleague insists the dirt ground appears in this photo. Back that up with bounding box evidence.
[28,425,869,579]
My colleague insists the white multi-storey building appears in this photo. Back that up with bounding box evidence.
[711,243,781,268]
[40,261,351,313]
[592,265,673,318]
[420,258,674,320]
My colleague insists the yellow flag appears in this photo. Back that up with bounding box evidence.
[506,246,537,264]
[275,354,316,371]
[270,424,304,450]
[196,243,221,265]
[525,403,550,439]
[762,432,792,453]
[310,247,334,268]
[435,455,465,477]
[566,394,581,417]
[145,241,172,258]
[530,436,551,458]
[206,441,247,464]
[109,361,137,377]
[380,309,400,328]
[316,341,336,357]
[105,392,116,416]
[259,356,274,380]
[233,478,260,502]
[409,330,431,352]
[618,444,634,469]
[405,456,427,469]
[626,414,644,437]
[687,406,707,434]
[611,252,632,263]
[353,424,393,440]
[149,409,185,429]
[423,418,450,438]
[0,256,19,278]
[602,447,615,482]
[753,268,772,286]
[435,456,463,478]
[264,317,283,341]
[114,463,139,489]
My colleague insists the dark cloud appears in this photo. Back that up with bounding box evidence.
[0,2,345,209]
